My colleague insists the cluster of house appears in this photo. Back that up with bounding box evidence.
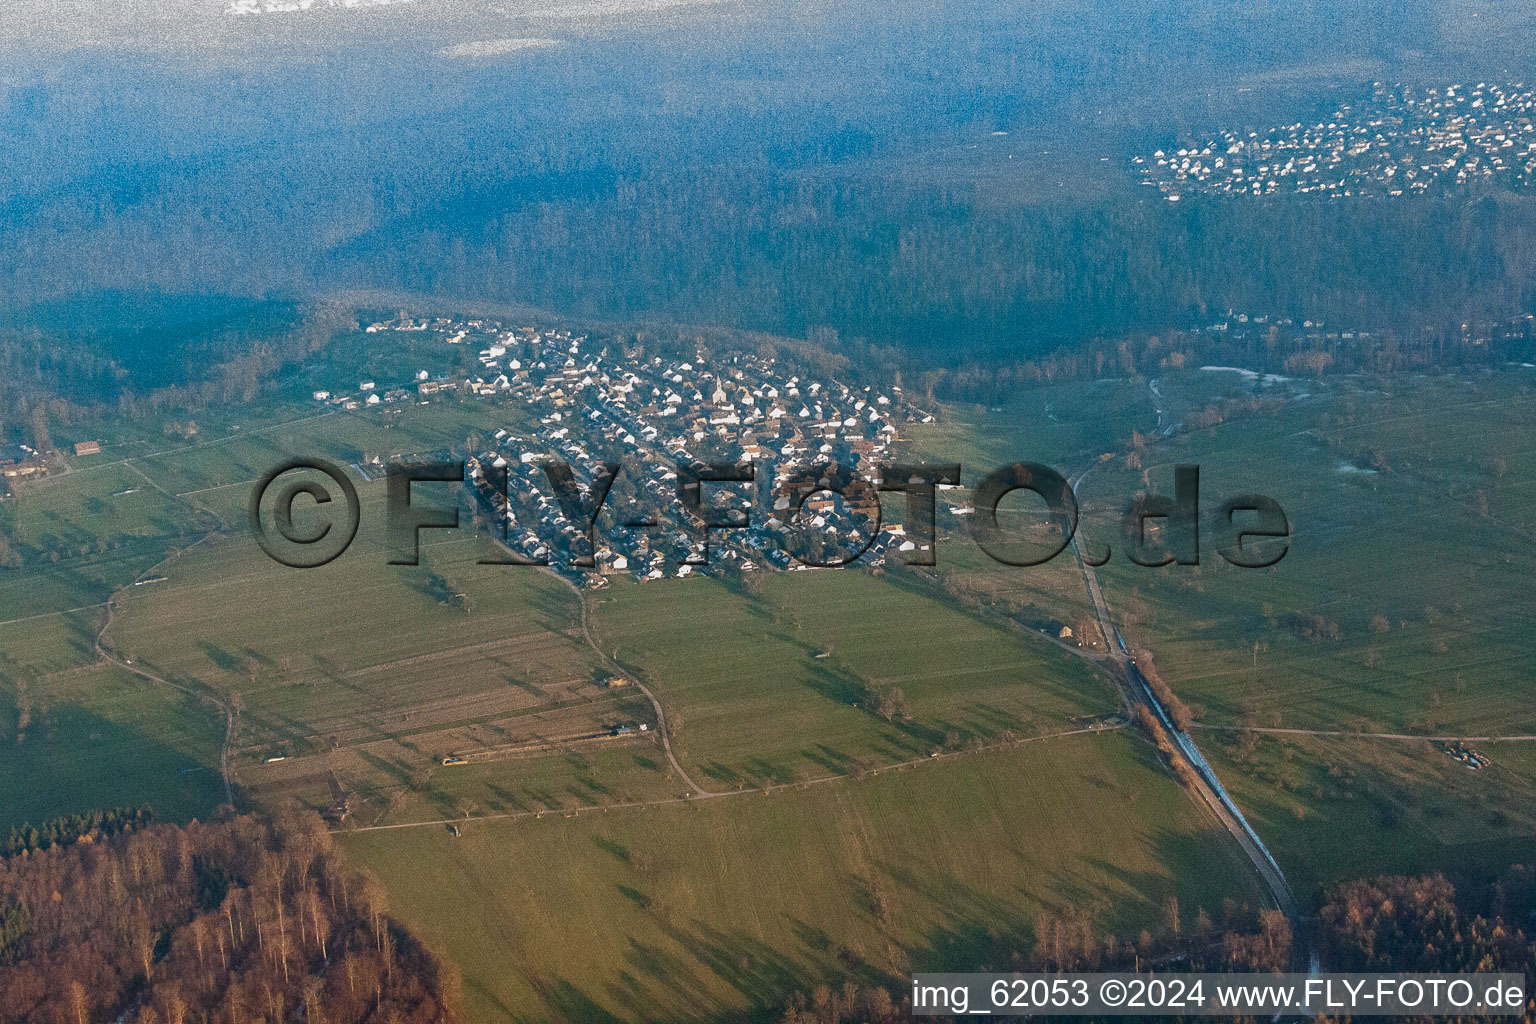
[0,440,100,497]
[1188,308,1536,364]
[0,443,45,485]
[1443,742,1491,771]
[226,0,413,15]
[338,313,941,586]
[1136,82,1536,199]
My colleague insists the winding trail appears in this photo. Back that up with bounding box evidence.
[87,455,242,814]
[557,569,721,797]
[94,532,237,812]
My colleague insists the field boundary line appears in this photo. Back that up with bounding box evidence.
[1190,723,1536,742]
[334,721,1125,834]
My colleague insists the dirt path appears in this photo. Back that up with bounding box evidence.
[557,571,721,797]
[1190,723,1536,742]
[91,461,240,814]
[94,535,237,811]
[338,720,1125,834]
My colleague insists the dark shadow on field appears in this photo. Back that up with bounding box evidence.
[0,699,224,831]
[744,757,793,786]
[593,835,630,863]
[243,706,317,753]
[463,978,521,1023]
[524,581,583,638]
[240,647,274,668]
[542,980,628,1024]
[312,655,379,703]
[523,862,1076,1022]
[800,743,855,777]
[560,914,898,1021]
[568,780,605,805]
[198,641,243,674]
[485,782,528,813]
[967,701,1028,732]
[63,607,104,664]
[877,858,1035,971]
[491,663,546,700]
[701,761,743,787]
[357,748,413,786]
[891,716,945,748]
[803,660,867,708]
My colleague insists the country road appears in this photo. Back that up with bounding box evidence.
[561,568,721,798]
[1191,723,1536,743]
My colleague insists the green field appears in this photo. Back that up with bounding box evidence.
[591,570,1114,789]
[1086,369,1536,736]
[0,393,568,825]
[9,320,1536,1022]
[1201,731,1536,898]
[343,731,1262,1023]
[1070,368,1536,892]
[1,360,1270,1024]
[0,663,225,830]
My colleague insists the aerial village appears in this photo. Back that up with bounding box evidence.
[1137,82,1536,199]
[325,314,939,586]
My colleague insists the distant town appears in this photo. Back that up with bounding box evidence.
[225,0,413,15]
[1137,82,1536,199]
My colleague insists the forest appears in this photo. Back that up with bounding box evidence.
[771,871,1536,1022]
[0,811,460,1024]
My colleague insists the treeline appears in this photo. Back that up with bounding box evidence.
[776,869,1536,1022]
[332,172,1536,366]
[1134,650,1193,733]
[9,81,1536,391]
[864,314,1536,406]
[4,805,152,860]
[0,297,349,449]
[0,811,459,1024]
[1319,870,1536,983]
[776,899,1292,1023]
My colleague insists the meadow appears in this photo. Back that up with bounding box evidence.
[1069,367,1536,893]
[1084,369,1536,736]
[589,570,1115,790]
[0,662,224,830]
[10,322,1535,1021]
[0,358,1272,1024]
[343,731,1262,1024]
